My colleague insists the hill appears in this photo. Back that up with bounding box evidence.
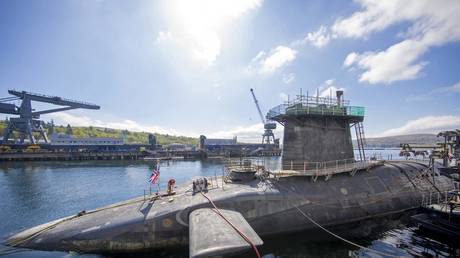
[355,134,440,148]
[0,121,198,146]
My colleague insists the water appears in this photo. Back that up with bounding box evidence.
[0,150,458,258]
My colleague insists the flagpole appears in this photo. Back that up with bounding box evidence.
[156,158,160,194]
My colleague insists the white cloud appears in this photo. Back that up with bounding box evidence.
[162,0,262,65]
[348,39,429,84]
[155,31,173,43]
[380,115,460,137]
[296,0,460,84]
[303,26,331,48]
[248,46,297,74]
[279,92,289,101]
[446,81,460,92]
[314,79,345,98]
[406,80,460,101]
[343,52,358,67]
[336,0,460,84]
[207,122,282,143]
[283,73,295,84]
[47,112,192,137]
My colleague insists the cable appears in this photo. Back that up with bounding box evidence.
[272,181,401,258]
[293,206,400,258]
[200,192,261,258]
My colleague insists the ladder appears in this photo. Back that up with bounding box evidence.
[354,122,366,161]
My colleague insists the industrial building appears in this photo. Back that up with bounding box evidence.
[50,133,124,145]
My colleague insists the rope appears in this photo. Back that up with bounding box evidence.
[294,206,400,258]
[272,181,401,258]
[200,192,261,258]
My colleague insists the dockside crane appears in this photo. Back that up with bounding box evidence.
[250,88,276,144]
[0,90,100,144]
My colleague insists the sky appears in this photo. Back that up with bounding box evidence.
[0,0,459,142]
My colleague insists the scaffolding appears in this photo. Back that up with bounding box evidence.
[267,93,365,122]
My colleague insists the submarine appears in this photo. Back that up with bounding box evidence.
[6,91,454,257]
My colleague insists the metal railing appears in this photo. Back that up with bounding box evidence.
[281,158,375,175]
[267,103,365,120]
[224,158,266,172]
[421,191,450,209]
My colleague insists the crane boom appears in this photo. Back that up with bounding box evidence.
[250,88,266,124]
[1,89,100,144]
[8,90,100,110]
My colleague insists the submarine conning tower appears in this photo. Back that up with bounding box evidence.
[267,90,366,170]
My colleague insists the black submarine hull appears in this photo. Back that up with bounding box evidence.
[6,161,453,254]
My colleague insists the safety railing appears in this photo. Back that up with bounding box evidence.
[224,158,266,172]
[267,103,365,120]
[421,191,450,210]
[281,158,375,175]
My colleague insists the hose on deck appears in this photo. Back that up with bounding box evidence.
[200,192,261,258]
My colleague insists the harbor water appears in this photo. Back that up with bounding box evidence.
[0,149,458,258]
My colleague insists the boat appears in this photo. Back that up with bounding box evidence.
[412,188,460,238]
[6,91,455,257]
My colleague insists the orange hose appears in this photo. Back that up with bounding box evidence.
[200,192,262,258]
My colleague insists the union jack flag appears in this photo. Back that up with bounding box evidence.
[149,165,160,184]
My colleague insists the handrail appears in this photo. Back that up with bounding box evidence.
[280,159,376,175]
[267,103,365,120]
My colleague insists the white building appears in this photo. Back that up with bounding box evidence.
[50,134,123,145]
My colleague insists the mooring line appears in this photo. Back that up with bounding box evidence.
[294,206,400,258]
[200,192,262,258]
[272,181,401,258]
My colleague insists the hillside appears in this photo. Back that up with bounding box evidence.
[355,134,440,148]
[0,121,198,146]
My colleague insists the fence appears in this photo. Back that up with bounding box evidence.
[267,103,365,120]
[281,158,377,176]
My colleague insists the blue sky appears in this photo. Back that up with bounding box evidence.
[1,0,459,142]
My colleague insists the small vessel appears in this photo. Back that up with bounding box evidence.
[412,187,460,238]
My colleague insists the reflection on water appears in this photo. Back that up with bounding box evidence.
[0,150,458,257]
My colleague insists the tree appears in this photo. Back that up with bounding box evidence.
[66,124,73,135]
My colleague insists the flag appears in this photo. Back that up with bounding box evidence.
[149,165,160,184]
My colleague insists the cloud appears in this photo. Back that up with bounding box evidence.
[446,81,460,92]
[279,92,289,101]
[343,52,358,67]
[314,79,345,98]
[282,73,295,84]
[302,26,331,48]
[295,0,460,84]
[47,112,192,137]
[336,0,460,84]
[155,31,173,43]
[380,115,460,137]
[207,122,282,143]
[406,80,460,102]
[161,0,262,65]
[248,46,297,74]
[345,39,429,84]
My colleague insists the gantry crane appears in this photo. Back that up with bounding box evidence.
[250,88,276,144]
[0,90,100,144]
